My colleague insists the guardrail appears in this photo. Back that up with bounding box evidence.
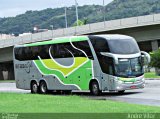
[0,13,160,48]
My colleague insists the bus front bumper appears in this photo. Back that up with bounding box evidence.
[116,80,145,91]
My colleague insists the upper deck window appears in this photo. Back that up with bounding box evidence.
[89,36,140,55]
[14,41,93,61]
[108,38,140,54]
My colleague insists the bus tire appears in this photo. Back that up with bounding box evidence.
[118,90,125,94]
[39,81,48,94]
[90,81,101,96]
[31,81,39,94]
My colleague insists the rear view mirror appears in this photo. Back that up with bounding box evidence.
[141,51,151,65]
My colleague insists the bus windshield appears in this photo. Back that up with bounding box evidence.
[115,57,143,78]
[108,39,140,54]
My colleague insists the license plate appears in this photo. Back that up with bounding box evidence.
[130,86,137,89]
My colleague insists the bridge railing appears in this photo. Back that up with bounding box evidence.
[1,13,160,48]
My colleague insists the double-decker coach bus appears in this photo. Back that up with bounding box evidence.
[13,35,150,95]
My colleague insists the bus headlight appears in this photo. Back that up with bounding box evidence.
[142,78,145,82]
[118,80,124,84]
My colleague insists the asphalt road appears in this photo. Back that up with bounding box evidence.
[89,80,160,107]
[0,80,160,106]
[0,82,30,93]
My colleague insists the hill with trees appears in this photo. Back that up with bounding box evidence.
[0,0,160,35]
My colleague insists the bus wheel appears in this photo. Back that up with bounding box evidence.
[90,81,101,96]
[31,81,39,94]
[118,90,125,94]
[39,81,48,94]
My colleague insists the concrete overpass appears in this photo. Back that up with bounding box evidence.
[1,13,160,80]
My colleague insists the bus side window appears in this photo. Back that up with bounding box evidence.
[15,48,22,60]
[39,45,50,59]
[73,41,94,59]
[106,57,115,75]
[15,47,30,61]
[50,44,68,58]
[50,42,92,59]
[24,47,32,60]
[31,46,39,60]
[51,44,65,58]
[90,37,110,53]
[21,47,26,60]
[60,45,65,58]
[64,43,74,58]
[99,56,115,75]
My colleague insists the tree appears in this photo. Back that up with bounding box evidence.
[73,20,85,26]
[1,0,160,34]
[73,18,88,26]
[149,49,160,69]
[149,49,160,75]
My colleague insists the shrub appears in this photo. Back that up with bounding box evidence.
[149,49,160,68]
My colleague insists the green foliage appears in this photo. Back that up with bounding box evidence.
[150,49,160,68]
[73,20,84,26]
[0,0,160,35]
[144,72,160,78]
[73,19,88,26]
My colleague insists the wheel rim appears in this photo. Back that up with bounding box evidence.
[32,83,38,93]
[92,83,98,94]
[41,83,47,93]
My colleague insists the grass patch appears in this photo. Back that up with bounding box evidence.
[0,93,160,113]
[144,72,160,78]
[0,80,15,83]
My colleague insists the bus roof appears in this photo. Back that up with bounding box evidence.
[16,36,89,47]
[15,34,134,47]
[95,34,134,40]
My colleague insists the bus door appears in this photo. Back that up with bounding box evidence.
[108,74,116,91]
[99,56,115,91]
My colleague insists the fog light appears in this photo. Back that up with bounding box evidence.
[117,86,120,90]
[142,84,145,88]
[117,86,123,90]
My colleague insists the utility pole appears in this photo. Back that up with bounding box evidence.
[50,25,53,38]
[65,6,68,28]
[103,0,106,22]
[75,0,79,26]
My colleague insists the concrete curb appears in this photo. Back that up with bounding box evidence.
[145,78,160,80]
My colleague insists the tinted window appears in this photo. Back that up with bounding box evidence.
[15,41,93,61]
[15,45,50,61]
[108,39,140,54]
[89,36,115,74]
[73,41,93,59]
[51,41,93,59]
[99,55,115,75]
[89,36,110,53]
[50,43,79,58]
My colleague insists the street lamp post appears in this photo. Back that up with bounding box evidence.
[50,25,53,38]
[75,0,79,26]
[103,0,106,23]
[64,6,68,28]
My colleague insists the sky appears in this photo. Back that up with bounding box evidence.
[0,0,113,17]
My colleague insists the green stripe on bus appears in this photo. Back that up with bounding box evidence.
[34,59,92,90]
[25,36,88,47]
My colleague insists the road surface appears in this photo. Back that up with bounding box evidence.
[0,80,160,106]
[89,80,160,107]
